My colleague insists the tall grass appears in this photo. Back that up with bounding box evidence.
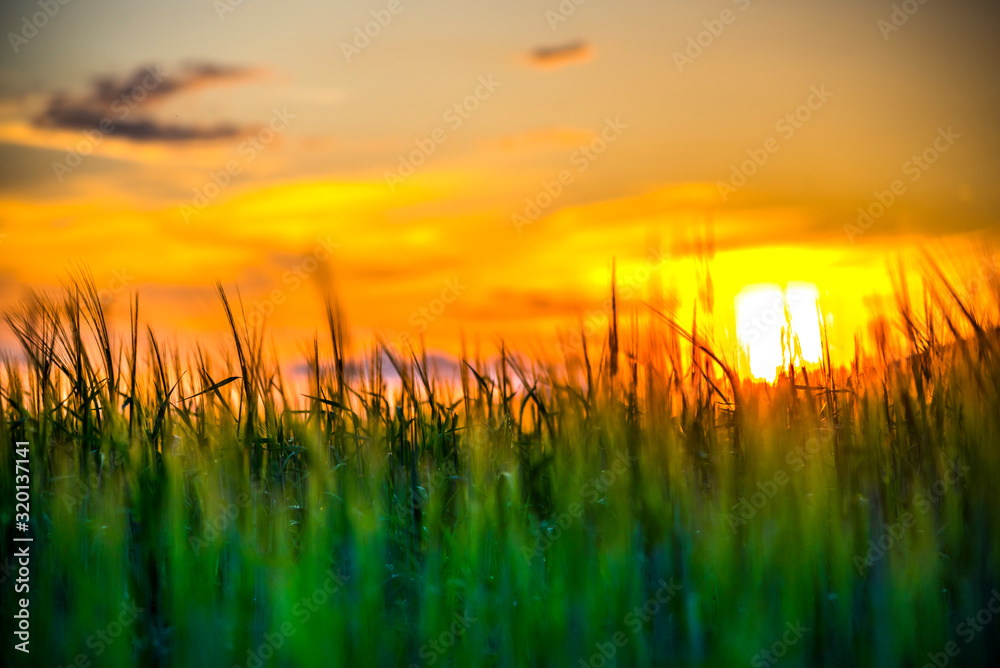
[1,265,998,667]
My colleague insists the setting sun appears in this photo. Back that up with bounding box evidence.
[735,282,823,380]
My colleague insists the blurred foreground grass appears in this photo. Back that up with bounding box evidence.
[1,268,999,668]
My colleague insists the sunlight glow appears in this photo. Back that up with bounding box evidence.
[786,282,823,365]
[736,284,784,381]
[735,282,823,381]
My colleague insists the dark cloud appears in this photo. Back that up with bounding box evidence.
[33,62,257,142]
[526,41,593,69]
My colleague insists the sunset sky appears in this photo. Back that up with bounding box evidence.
[1,0,998,375]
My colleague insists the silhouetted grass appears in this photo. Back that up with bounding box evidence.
[1,267,998,667]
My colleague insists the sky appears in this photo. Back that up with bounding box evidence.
[1,0,998,376]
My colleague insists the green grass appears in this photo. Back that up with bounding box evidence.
[1,271,999,668]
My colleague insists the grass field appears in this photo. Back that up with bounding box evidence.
[2,268,999,668]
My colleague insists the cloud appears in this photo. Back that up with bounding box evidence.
[525,41,594,69]
[32,62,259,142]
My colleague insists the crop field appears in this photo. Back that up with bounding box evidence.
[1,269,998,668]
[3,0,999,666]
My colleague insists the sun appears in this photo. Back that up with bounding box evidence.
[735,282,823,380]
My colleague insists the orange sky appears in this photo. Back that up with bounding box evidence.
[1,0,998,377]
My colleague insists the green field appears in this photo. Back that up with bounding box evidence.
[2,274,999,668]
